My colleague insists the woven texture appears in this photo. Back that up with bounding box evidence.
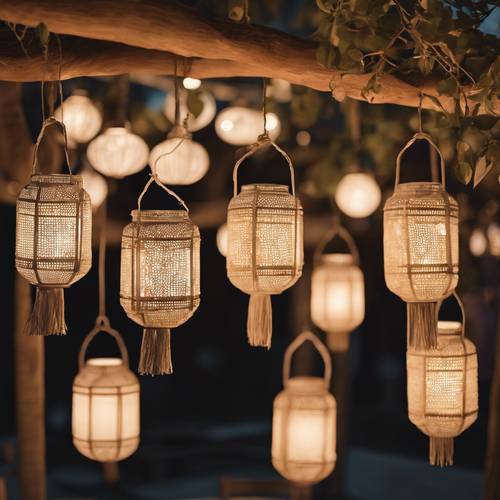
[227,184,303,294]
[120,210,200,328]
[15,174,92,286]
[384,182,458,302]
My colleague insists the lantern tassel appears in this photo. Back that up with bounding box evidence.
[407,302,437,350]
[25,287,67,336]
[247,294,272,349]
[429,437,454,467]
[139,328,173,376]
[326,331,350,352]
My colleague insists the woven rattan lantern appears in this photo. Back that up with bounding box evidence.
[16,118,92,336]
[227,138,303,348]
[120,176,200,375]
[384,132,458,349]
[311,224,365,352]
[272,331,336,485]
[73,320,140,462]
[407,292,478,466]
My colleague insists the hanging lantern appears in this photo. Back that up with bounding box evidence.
[272,331,336,485]
[15,118,92,336]
[216,222,228,257]
[335,172,381,218]
[120,176,200,375]
[149,126,209,185]
[164,89,216,132]
[487,222,500,257]
[384,132,458,350]
[226,138,303,348]
[81,167,108,210]
[215,106,281,146]
[311,224,365,352]
[407,292,478,466]
[87,125,149,179]
[55,91,102,146]
[469,228,487,257]
[73,321,140,462]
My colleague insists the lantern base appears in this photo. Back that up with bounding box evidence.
[407,302,437,350]
[247,294,272,349]
[139,328,173,376]
[429,437,454,467]
[25,287,67,336]
[326,331,350,352]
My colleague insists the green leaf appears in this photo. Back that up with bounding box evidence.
[473,115,498,130]
[186,90,204,118]
[473,156,492,188]
[437,78,458,97]
[455,161,473,184]
[36,22,50,50]
[316,43,337,69]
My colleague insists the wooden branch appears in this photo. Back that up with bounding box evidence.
[0,0,492,114]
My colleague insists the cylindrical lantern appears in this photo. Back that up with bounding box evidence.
[311,224,365,352]
[55,91,102,145]
[15,118,92,336]
[272,331,336,485]
[215,106,281,145]
[227,139,303,348]
[407,292,478,466]
[335,172,381,218]
[87,125,149,179]
[149,127,209,185]
[384,132,458,349]
[164,89,216,132]
[120,176,200,375]
[73,321,140,462]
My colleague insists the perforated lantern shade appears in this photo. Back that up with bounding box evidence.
[272,332,336,485]
[407,320,478,466]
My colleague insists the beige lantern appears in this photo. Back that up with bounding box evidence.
[73,320,140,462]
[335,172,381,218]
[15,118,92,336]
[226,138,303,348]
[120,175,200,375]
[272,331,336,485]
[407,292,478,466]
[384,132,458,350]
[311,224,365,352]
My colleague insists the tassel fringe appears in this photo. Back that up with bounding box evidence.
[247,294,272,349]
[408,302,437,350]
[25,287,67,336]
[429,437,454,467]
[326,331,350,352]
[139,328,173,376]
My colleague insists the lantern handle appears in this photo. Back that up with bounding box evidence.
[283,331,332,388]
[137,172,189,215]
[436,290,466,338]
[32,116,73,176]
[394,132,446,189]
[313,222,360,265]
[78,316,130,369]
[232,135,296,197]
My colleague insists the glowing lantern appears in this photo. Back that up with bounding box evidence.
[120,177,200,375]
[73,322,140,462]
[215,106,280,145]
[216,223,228,257]
[81,167,108,209]
[407,292,478,466]
[15,118,92,336]
[272,331,336,485]
[335,172,381,218]
[488,222,500,257]
[164,89,216,132]
[87,125,149,179]
[384,133,458,349]
[469,228,487,256]
[311,224,364,352]
[227,139,303,348]
[149,127,209,185]
[55,91,102,145]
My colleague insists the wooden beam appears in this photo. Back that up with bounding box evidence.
[0,1,492,114]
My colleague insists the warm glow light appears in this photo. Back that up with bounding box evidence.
[72,357,140,462]
[335,172,381,218]
[183,77,201,90]
[296,130,311,147]
[87,127,149,178]
[215,107,281,145]
[469,228,487,256]
[164,90,216,132]
[55,93,102,145]
[149,137,209,185]
[216,223,228,257]
[488,222,500,257]
[270,79,292,103]
[81,168,108,209]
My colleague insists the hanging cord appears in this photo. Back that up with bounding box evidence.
[96,197,110,328]
[174,58,180,127]
[40,33,64,122]
[417,92,438,182]
[261,77,269,140]
[137,172,189,214]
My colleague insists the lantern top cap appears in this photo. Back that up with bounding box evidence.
[87,357,123,367]
[395,181,444,192]
[241,183,289,192]
[437,320,462,335]
[31,173,82,186]
[285,376,328,394]
[321,253,355,264]
[131,209,189,222]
